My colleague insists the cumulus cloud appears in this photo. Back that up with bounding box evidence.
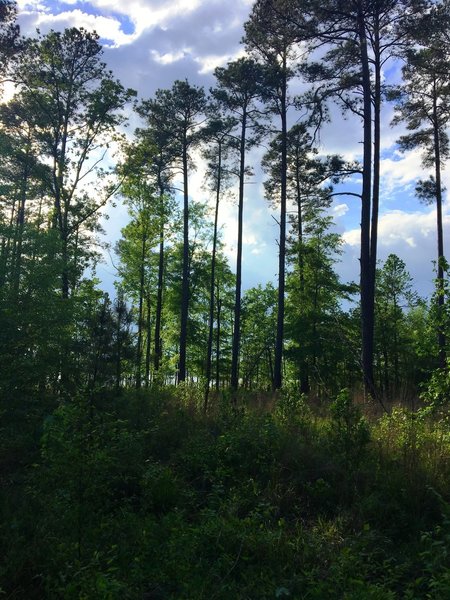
[195,49,246,75]
[333,203,349,217]
[44,0,204,35]
[340,206,450,297]
[380,149,425,201]
[151,48,189,65]
[26,9,133,46]
[17,1,49,10]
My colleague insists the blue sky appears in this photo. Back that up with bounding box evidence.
[15,0,450,301]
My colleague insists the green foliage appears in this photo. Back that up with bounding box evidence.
[374,254,419,397]
[421,366,450,420]
[2,8,450,598]
[419,490,450,598]
[285,211,356,396]
[3,387,450,598]
[329,389,370,468]
[173,380,204,411]
[240,282,277,389]
[275,382,311,424]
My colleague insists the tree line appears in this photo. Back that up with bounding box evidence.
[1,0,450,407]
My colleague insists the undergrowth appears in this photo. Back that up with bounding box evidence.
[1,387,449,598]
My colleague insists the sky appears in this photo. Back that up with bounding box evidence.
[15,0,450,301]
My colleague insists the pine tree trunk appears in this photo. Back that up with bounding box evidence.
[145,297,151,387]
[136,233,147,388]
[370,17,381,393]
[231,109,247,392]
[216,292,222,392]
[433,83,446,368]
[274,62,288,390]
[179,134,190,383]
[357,5,375,397]
[204,142,222,411]
[154,191,164,374]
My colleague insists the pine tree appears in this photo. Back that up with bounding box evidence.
[391,3,450,367]
[138,81,207,383]
[213,58,264,393]
[244,0,306,390]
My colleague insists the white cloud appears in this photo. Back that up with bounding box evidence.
[0,80,16,103]
[380,149,425,199]
[343,208,445,249]
[243,232,258,246]
[151,48,190,65]
[17,1,49,10]
[28,9,133,46]
[194,49,245,74]
[82,0,203,36]
[341,206,450,297]
[342,228,360,247]
[333,203,349,217]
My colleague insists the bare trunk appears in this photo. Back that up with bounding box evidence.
[295,155,309,393]
[179,134,190,383]
[153,233,163,373]
[145,297,151,387]
[154,187,165,373]
[296,162,304,290]
[274,61,288,390]
[11,148,31,298]
[357,6,375,396]
[231,109,247,392]
[433,83,446,368]
[115,303,122,390]
[136,232,147,388]
[370,17,381,386]
[204,142,222,411]
[216,292,222,392]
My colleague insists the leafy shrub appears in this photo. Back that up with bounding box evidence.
[2,387,450,598]
[418,490,450,598]
[275,383,311,425]
[329,389,371,467]
[141,463,180,514]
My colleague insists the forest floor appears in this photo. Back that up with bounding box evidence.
[1,387,450,599]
